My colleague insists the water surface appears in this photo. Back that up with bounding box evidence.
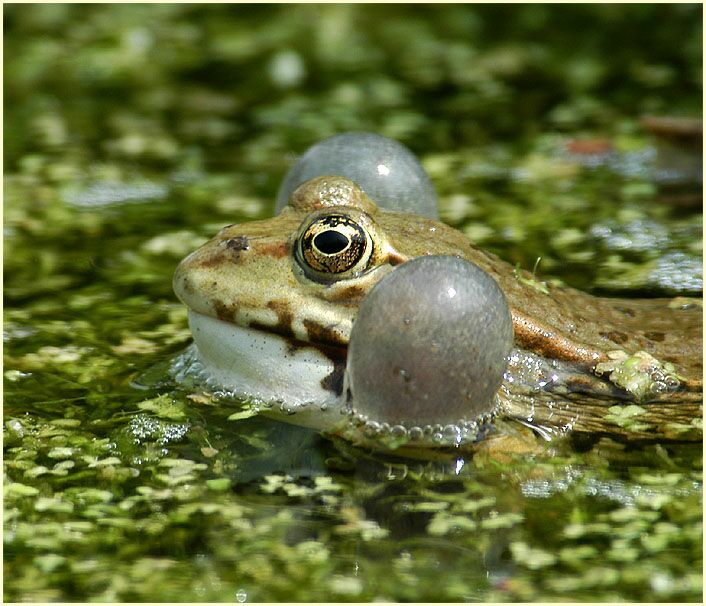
[4,5,702,601]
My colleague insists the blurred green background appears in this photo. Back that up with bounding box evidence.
[5,3,701,171]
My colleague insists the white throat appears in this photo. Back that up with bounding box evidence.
[186,311,346,430]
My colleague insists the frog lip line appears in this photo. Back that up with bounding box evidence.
[183,308,588,429]
[173,261,357,349]
[185,308,509,432]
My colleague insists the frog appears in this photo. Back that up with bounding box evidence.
[173,133,702,452]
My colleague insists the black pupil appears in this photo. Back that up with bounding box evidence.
[314,230,349,254]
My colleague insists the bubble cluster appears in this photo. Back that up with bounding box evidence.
[648,367,681,395]
[344,409,499,448]
[170,344,305,415]
[170,344,257,403]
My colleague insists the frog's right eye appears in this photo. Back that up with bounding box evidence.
[296,213,374,281]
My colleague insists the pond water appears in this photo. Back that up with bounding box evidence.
[4,4,702,602]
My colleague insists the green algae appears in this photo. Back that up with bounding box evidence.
[596,350,685,403]
[4,4,702,603]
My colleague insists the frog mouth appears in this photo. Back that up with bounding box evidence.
[185,310,348,430]
[182,310,501,449]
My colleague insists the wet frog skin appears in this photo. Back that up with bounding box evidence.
[173,136,702,449]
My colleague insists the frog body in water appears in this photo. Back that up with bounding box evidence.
[173,134,702,450]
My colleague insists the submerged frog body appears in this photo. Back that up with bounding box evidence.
[173,134,702,450]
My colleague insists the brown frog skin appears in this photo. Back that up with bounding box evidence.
[174,175,702,444]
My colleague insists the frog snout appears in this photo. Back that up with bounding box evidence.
[172,260,195,307]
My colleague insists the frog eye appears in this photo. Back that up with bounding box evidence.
[297,214,373,279]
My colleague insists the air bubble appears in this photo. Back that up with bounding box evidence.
[409,427,424,441]
[443,424,462,440]
[651,381,667,393]
[279,402,298,415]
[364,421,381,437]
[391,425,407,438]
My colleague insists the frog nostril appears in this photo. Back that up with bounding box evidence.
[225,236,250,251]
[314,230,349,255]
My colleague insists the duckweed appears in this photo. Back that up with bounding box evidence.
[5,4,701,602]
